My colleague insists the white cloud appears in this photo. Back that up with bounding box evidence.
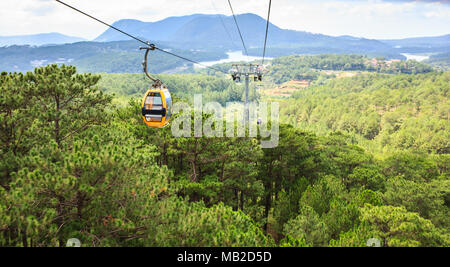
[424,8,450,17]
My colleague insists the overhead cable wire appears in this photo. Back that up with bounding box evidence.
[262,0,272,65]
[55,0,148,47]
[210,0,239,50]
[227,0,249,57]
[54,0,227,74]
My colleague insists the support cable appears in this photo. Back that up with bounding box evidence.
[262,0,272,66]
[227,0,249,57]
[210,0,239,50]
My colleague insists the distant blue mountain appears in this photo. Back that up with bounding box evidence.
[380,34,450,54]
[93,13,396,55]
[95,14,207,42]
[0,33,86,47]
[381,34,450,48]
[1,13,448,73]
[4,13,445,58]
[0,40,226,73]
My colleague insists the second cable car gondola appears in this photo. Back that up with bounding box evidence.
[140,45,173,128]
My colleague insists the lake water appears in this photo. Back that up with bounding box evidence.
[194,51,271,68]
[195,51,430,67]
[401,53,430,62]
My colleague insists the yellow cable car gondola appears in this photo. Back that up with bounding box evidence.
[140,44,173,128]
[142,86,172,128]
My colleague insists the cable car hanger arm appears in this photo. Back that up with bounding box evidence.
[140,44,162,86]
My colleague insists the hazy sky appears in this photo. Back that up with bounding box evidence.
[0,0,449,40]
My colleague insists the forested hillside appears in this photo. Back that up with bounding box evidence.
[97,73,252,106]
[95,58,447,156]
[0,65,271,247]
[1,65,448,247]
[280,72,449,155]
[426,52,450,71]
[0,41,225,73]
[266,54,434,84]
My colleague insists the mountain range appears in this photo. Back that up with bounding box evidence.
[88,13,450,56]
[0,33,86,46]
[381,34,450,48]
[95,13,398,56]
[0,13,448,73]
[2,13,448,55]
[381,34,450,54]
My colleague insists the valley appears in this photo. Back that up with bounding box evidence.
[1,14,449,73]
[1,2,449,248]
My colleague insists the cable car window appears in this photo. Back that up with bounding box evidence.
[145,92,163,108]
[145,114,163,122]
[165,90,172,121]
